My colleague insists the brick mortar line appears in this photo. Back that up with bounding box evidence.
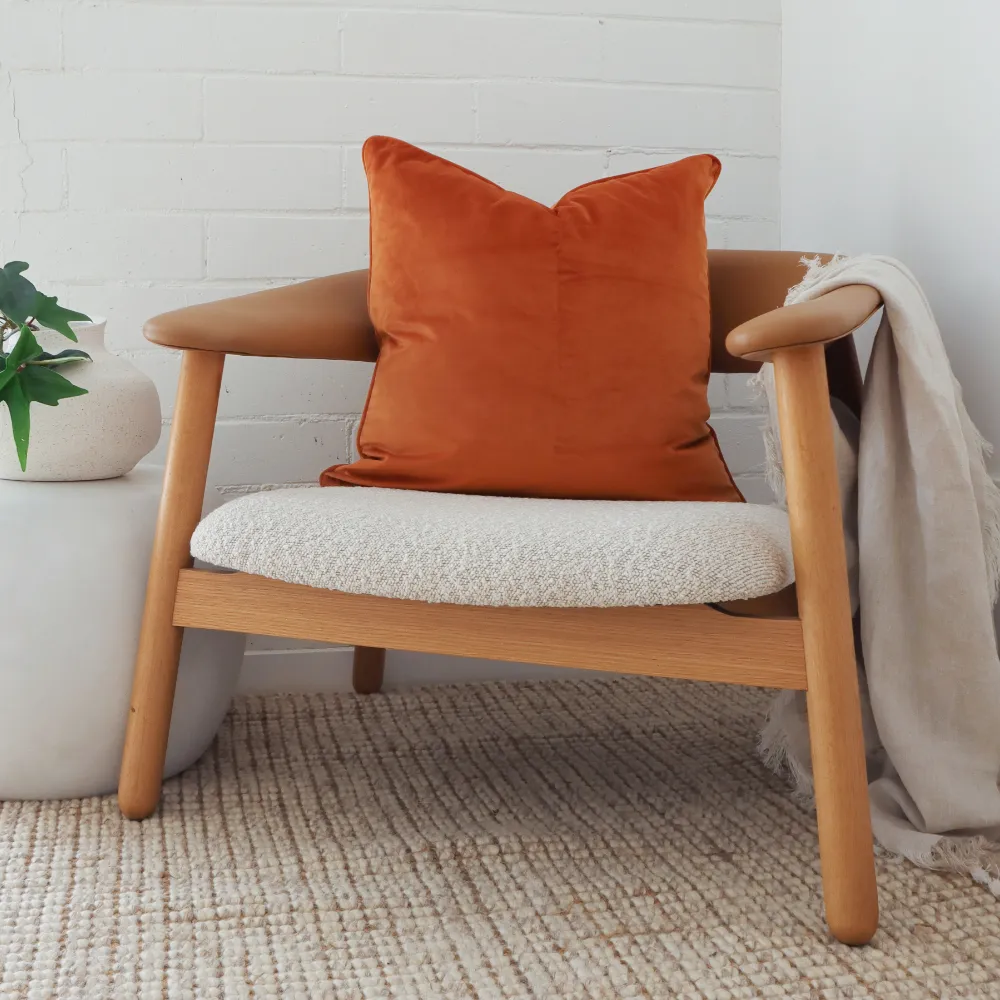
[162,407,765,427]
[22,139,779,157]
[49,3,779,28]
[21,210,776,220]
[37,141,778,160]
[12,68,779,97]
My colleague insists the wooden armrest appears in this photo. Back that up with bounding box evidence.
[143,270,378,361]
[726,283,881,362]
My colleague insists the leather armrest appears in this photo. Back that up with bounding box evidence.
[143,270,378,361]
[726,283,881,362]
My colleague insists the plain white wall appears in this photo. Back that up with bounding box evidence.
[1,0,782,690]
[781,0,1000,477]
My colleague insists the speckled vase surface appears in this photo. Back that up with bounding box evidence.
[0,318,161,481]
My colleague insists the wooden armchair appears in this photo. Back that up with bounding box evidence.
[117,250,882,945]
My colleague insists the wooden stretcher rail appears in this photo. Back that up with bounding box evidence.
[174,569,808,690]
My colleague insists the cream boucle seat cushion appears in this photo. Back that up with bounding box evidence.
[191,487,793,609]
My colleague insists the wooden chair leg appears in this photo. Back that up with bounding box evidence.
[773,344,879,946]
[353,645,385,694]
[118,350,225,820]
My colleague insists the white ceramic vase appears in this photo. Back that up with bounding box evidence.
[0,318,161,481]
[0,467,245,800]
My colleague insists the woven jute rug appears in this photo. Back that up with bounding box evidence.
[1,677,998,999]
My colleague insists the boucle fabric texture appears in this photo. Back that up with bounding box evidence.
[190,487,793,607]
[2,678,999,999]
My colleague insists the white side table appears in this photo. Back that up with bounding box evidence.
[0,465,245,800]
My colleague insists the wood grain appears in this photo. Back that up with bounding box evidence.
[773,344,878,945]
[727,284,881,362]
[352,646,386,694]
[118,350,225,820]
[173,570,808,690]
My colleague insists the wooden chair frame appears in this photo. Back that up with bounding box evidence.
[117,250,882,945]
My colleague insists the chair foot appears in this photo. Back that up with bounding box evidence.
[119,781,162,822]
[825,886,879,947]
[353,646,385,694]
[118,635,183,821]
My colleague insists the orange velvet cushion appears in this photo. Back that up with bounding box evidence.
[322,136,741,502]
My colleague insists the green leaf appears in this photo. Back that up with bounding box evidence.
[0,326,43,394]
[18,363,89,406]
[29,292,91,341]
[0,329,87,471]
[29,348,92,368]
[0,377,30,471]
[0,262,91,340]
[0,261,38,326]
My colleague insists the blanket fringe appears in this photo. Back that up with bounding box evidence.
[760,423,786,507]
[747,370,786,506]
[908,837,1000,899]
[757,690,813,801]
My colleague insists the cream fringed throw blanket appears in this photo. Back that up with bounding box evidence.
[758,255,1000,891]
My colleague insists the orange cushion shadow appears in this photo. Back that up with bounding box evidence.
[323,136,742,502]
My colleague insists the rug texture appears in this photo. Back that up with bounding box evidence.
[1,677,998,999]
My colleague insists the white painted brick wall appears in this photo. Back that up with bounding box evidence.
[13,73,203,140]
[0,0,779,688]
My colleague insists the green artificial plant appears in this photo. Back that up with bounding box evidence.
[0,261,93,471]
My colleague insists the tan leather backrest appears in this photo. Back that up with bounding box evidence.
[708,250,862,417]
[708,250,822,373]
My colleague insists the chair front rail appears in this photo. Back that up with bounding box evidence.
[173,569,808,690]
